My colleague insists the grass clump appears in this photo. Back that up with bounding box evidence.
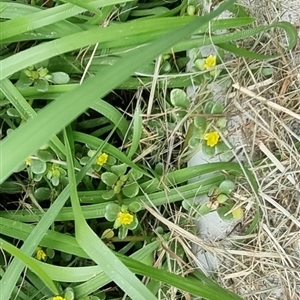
[0,0,298,299]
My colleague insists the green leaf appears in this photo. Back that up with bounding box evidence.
[105,203,120,222]
[6,108,20,118]
[194,116,206,130]
[217,202,234,221]
[128,168,143,181]
[34,79,49,92]
[188,136,201,149]
[197,202,212,216]
[216,194,229,204]
[30,159,47,174]
[128,201,141,213]
[218,180,235,195]
[111,164,127,177]
[127,106,142,159]
[202,141,215,156]
[36,149,53,162]
[122,182,139,198]
[15,72,34,89]
[102,190,115,200]
[203,101,214,114]
[51,176,60,186]
[34,187,51,201]
[211,102,224,114]
[118,226,128,240]
[170,89,189,109]
[51,72,70,84]
[101,172,118,186]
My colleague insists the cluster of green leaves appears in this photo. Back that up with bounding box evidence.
[0,0,297,299]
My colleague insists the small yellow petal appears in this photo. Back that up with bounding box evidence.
[204,55,217,69]
[204,131,220,147]
[52,296,66,300]
[232,207,243,220]
[96,153,108,166]
[117,212,134,226]
[36,249,47,261]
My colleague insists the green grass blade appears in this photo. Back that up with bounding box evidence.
[127,106,142,159]
[63,128,157,300]
[0,238,58,294]
[0,0,131,40]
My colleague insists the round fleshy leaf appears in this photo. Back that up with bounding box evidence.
[211,102,224,114]
[33,173,43,182]
[7,108,20,118]
[128,201,141,213]
[218,180,235,195]
[202,141,215,156]
[61,252,73,263]
[118,226,128,240]
[101,172,118,186]
[122,182,139,198]
[30,159,47,174]
[34,78,49,92]
[128,169,143,181]
[154,163,164,175]
[45,248,55,259]
[188,136,201,149]
[197,202,212,216]
[127,216,138,230]
[51,176,59,186]
[106,156,116,165]
[160,60,172,73]
[36,149,53,162]
[102,189,116,201]
[79,156,90,165]
[170,89,189,109]
[15,72,34,89]
[64,288,74,300]
[105,203,120,215]
[217,202,234,221]
[51,72,70,84]
[182,199,193,210]
[34,187,51,201]
[203,101,214,114]
[101,229,114,240]
[216,118,227,129]
[194,116,206,130]
[111,164,127,177]
[216,194,228,204]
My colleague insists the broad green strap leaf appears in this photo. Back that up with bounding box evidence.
[0,238,58,294]
[0,0,132,41]
[63,128,157,300]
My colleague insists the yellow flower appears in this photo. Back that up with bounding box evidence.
[204,131,220,147]
[96,153,108,166]
[52,296,66,300]
[25,157,31,166]
[232,207,243,220]
[204,55,216,69]
[117,212,134,225]
[36,249,46,261]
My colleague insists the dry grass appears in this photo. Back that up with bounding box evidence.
[143,1,300,299]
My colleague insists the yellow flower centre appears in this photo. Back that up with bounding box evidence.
[204,55,216,69]
[52,296,66,300]
[36,249,46,261]
[117,212,134,225]
[96,153,108,166]
[204,131,220,147]
[25,157,31,166]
